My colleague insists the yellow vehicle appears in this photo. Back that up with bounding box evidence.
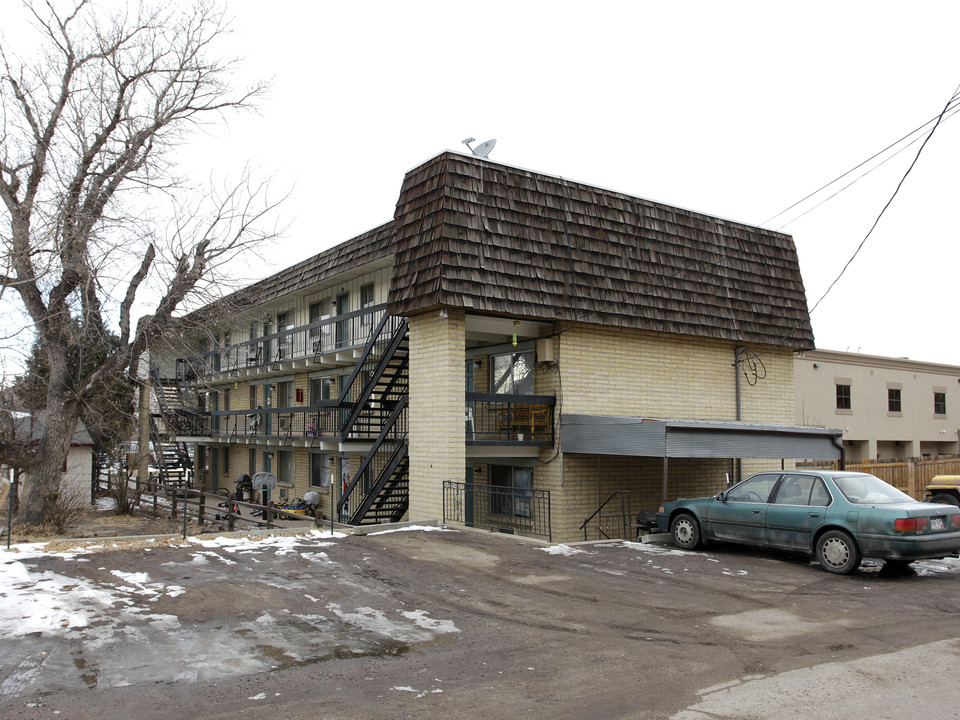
[924,476,960,507]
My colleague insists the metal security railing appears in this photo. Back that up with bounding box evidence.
[465,392,555,445]
[176,304,388,381]
[443,481,552,541]
[201,406,342,439]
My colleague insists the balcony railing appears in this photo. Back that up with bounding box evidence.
[443,480,552,541]
[465,392,555,445]
[167,406,345,440]
[176,304,387,381]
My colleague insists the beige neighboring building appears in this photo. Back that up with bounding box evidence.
[795,349,960,462]
[158,151,843,543]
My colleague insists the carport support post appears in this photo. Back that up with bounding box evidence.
[662,456,669,503]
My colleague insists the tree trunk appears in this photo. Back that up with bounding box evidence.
[18,398,77,526]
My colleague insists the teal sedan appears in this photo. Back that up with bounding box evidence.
[656,470,960,574]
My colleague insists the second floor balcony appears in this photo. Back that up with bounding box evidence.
[164,393,555,448]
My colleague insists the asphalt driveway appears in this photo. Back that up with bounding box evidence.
[0,526,958,719]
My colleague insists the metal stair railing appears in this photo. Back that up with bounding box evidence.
[349,441,409,525]
[337,396,408,522]
[338,316,409,438]
[578,490,632,541]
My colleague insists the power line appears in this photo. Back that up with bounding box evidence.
[760,97,960,230]
[748,82,960,360]
[806,84,960,316]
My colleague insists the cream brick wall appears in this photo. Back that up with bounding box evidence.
[537,324,797,542]
[408,309,466,521]
[191,315,798,542]
[544,454,731,541]
[557,325,795,423]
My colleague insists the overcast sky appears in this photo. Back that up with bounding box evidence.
[8,1,960,367]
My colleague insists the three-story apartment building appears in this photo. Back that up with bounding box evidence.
[159,151,842,542]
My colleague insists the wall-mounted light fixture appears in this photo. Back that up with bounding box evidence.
[473,359,482,369]
[813,363,820,369]
[512,320,519,346]
[438,308,448,319]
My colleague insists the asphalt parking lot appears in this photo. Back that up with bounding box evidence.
[0,526,958,719]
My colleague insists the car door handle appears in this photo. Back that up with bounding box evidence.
[808,512,820,518]
[752,510,761,514]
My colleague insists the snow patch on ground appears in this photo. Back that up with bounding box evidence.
[540,544,584,556]
[400,609,460,634]
[913,556,960,575]
[366,525,456,536]
[621,540,690,557]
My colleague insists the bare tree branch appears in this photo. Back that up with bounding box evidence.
[0,0,282,524]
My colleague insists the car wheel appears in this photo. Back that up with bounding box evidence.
[671,513,702,550]
[930,493,960,507]
[815,530,861,574]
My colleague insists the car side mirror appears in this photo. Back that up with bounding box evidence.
[715,491,727,502]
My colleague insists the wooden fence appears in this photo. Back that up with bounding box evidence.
[95,472,328,537]
[799,456,960,500]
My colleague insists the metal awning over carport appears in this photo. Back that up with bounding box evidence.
[561,415,844,501]
[561,415,843,460]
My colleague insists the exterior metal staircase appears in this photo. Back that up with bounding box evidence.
[148,366,195,486]
[337,316,410,525]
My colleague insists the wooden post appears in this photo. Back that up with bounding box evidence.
[662,456,669,503]
[198,492,206,525]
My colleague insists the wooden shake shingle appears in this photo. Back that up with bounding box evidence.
[387,153,814,348]
[189,151,814,350]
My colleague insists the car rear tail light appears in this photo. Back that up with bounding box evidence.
[952,514,960,529]
[894,517,929,533]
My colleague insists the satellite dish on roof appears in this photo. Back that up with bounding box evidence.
[461,137,497,158]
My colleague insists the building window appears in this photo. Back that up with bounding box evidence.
[836,384,851,410]
[888,388,902,413]
[311,453,331,488]
[491,351,534,395]
[277,450,293,485]
[490,465,532,518]
[277,380,294,408]
[360,282,375,308]
[310,376,333,404]
[934,391,947,415]
[262,450,272,473]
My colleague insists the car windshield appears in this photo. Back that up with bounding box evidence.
[831,474,913,504]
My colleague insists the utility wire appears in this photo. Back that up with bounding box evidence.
[546,85,959,353]
[806,84,960,316]
[746,82,960,360]
[760,97,960,230]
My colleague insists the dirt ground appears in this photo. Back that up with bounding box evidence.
[1,523,959,720]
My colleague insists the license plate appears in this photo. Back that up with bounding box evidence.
[931,517,945,530]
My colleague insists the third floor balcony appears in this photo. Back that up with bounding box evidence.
[176,304,387,383]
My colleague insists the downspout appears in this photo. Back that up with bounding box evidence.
[733,346,745,483]
[833,435,846,471]
[735,346,744,421]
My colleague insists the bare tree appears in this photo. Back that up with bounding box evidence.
[0,0,281,524]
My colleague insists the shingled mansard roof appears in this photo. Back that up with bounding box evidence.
[387,153,814,349]
[189,151,814,350]
[185,221,396,323]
